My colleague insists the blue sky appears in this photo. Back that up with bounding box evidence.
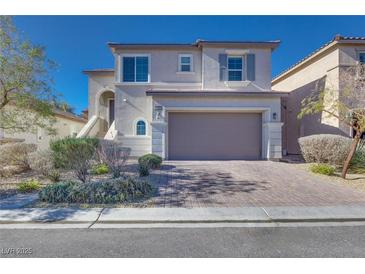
[13,16,365,114]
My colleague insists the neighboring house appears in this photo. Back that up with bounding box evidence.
[0,109,87,150]
[272,35,365,155]
[80,39,286,160]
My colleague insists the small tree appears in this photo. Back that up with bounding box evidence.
[50,137,99,183]
[0,16,57,134]
[299,63,365,178]
[97,140,130,178]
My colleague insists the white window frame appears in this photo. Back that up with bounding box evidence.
[120,54,151,84]
[177,54,193,73]
[227,55,246,82]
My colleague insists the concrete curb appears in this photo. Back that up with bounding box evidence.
[2,206,365,225]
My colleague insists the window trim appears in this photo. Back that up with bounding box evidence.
[121,54,151,83]
[178,54,194,73]
[359,51,365,64]
[134,118,148,136]
[227,55,245,82]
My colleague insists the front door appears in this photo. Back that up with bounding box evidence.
[108,99,115,126]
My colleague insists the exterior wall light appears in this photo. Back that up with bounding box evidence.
[273,112,277,120]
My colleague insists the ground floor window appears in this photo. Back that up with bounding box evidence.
[136,120,146,135]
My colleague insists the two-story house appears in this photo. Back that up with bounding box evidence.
[272,35,365,155]
[79,39,285,160]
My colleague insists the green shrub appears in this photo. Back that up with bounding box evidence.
[92,163,109,175]
[310,163,336,176]
[38,181,77,203]
[299,134,352,166]
[350,143,365,174]
[138,163,150,177]
[50,137,99,168]
[17,179,41,193]
[48,170,61,182]
[138,154,162,169]
[50,137,99,182]
[38,176,152,204]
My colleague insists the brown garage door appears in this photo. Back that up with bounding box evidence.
[168,112,262,160]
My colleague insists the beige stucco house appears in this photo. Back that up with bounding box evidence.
[272,35,365,155]
[0,109,87,150]
[80,39,286,160]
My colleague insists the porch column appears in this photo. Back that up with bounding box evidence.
[151,121,167,159]
[263,122,283,159]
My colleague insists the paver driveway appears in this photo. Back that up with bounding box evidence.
[151,161,365,207]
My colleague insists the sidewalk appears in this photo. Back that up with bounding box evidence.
[2,206,365,227]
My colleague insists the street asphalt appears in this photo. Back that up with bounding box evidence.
[1,225,365,257]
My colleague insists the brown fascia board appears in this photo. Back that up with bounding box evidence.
[196,40,281,50]
[146,90,288,97]
[107,40,281,51]
[83,69,115,75]
[53,109,87,123]
[107,43,197,51]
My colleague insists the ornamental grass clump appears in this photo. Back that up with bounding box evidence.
[310,163,336,176]
[38,181,77,203]
[350,141,365,174]
[38,176,153,204]
[17,179,41,193]
[92,163,109,175]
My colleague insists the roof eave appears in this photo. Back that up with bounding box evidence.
[272,37,365,85]
[83,69,115,75]
[272,40,338,84]
[146,90,288,97]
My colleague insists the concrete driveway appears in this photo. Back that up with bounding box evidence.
[151,161,365,207]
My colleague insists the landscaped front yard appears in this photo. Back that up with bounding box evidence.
[2,134,365,209]
[0,137,163,208]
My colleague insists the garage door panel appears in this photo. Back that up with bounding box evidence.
[168,112,261,160]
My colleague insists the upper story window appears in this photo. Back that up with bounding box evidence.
[227,56,244,81]
[359,52,365,64]
[122,55,149,82]
[178,54,193,72]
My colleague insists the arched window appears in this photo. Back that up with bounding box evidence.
[136,120,146,136]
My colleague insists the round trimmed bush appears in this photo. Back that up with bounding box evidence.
[138,154,162,169]
[298,134,352,166]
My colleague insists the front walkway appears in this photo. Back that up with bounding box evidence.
[150,161,365,207]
